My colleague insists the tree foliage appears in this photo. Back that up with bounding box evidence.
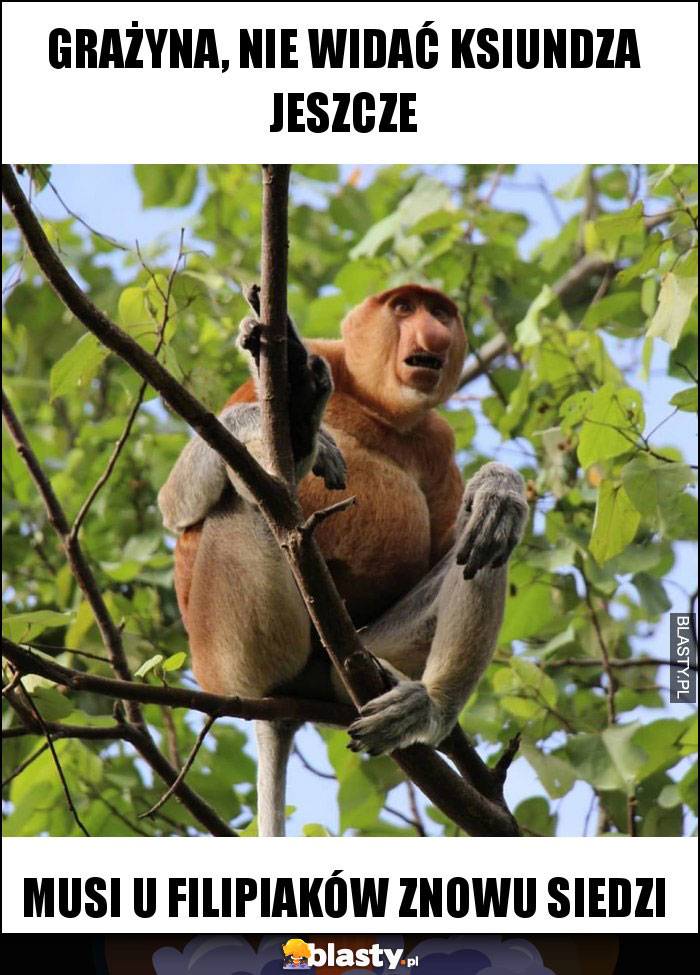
[2,163,698,837]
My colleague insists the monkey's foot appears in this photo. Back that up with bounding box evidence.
[347,681,445,756]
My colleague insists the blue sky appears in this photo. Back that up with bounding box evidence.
[22,164,698,836]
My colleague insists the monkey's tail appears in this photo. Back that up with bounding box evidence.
[254,719,299,837]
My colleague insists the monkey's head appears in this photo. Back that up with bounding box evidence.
[341,285,467,425]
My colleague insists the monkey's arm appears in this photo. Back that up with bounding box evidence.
[159,312,346,533]
[158,403,260,532]
[348,462,528,755]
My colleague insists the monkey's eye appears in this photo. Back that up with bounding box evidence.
[393,299,414,315]
[431,306,452,323]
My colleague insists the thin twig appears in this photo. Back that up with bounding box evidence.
[292,744,336,780]
[34,165,128,250]
[627,792,638,837]
[161,707,182,770]
[2,669,22,696]
[2,741,50,787]
[405,780,427,837]
[583,577,616,725]
[81,782,151,836]
[140,716,216,819]
[300,497,356,537]
[494,733,521,784]
[543,655,697,673]
[15,674,90,836]
[70,229,185,538]
[384,802,425,835]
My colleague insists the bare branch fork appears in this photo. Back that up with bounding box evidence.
[2,164,518,837]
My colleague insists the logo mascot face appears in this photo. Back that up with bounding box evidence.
[282,939,312,968]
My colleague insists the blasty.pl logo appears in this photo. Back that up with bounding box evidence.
[281,939,417,970]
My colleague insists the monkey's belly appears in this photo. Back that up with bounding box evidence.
[300,446,432,626]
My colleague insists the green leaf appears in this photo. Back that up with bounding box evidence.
[555,167,590,201]
[576,384,644,468]
[616,232,667,286]
[27,685,74,721]
[441,407,476,449]
[135,654,164,678]
[512,657,558,709]
[134,164,198,208]
[657,784,681,808]
[632,573,670,615]
[500,566,556,643]
[566,724,646,796]
[350,176,452,259]
[501,696,543,719]
[678,761,698,814]
[647,273,698,348]
[670,386,698,412]
[163,651,187,672]
[590,480,640,564]
[337,766,384,833]
[303,823,332,836]
[594,202,645,245]
[520,739,576,799]
[514,796,556,836]
[559,391,593,432]
[678,715,697,757]
[515,285,556,347]
[582,292,638,329]
[50,333,109,400]
[2,610,75,642]
[621,457,695,526]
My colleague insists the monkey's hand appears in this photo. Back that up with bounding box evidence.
[347,681,448,756]
[237,305,344,483]
[312,428,347,490]
[456,462,528,581]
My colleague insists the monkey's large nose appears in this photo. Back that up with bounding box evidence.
[413,312,453,355]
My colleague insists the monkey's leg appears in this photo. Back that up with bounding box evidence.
[348,463,528,755]
[186,500,312,837]
[187,499,312,700]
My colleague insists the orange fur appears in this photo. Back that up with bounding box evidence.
[175,286,467,628]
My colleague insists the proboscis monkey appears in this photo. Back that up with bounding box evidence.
[158,284,528,835]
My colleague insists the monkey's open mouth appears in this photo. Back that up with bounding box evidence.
[404,353,443,371]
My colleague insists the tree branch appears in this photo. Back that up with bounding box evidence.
[259,164,295,484]
[1,638,356,727]
[2,390,142,724]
